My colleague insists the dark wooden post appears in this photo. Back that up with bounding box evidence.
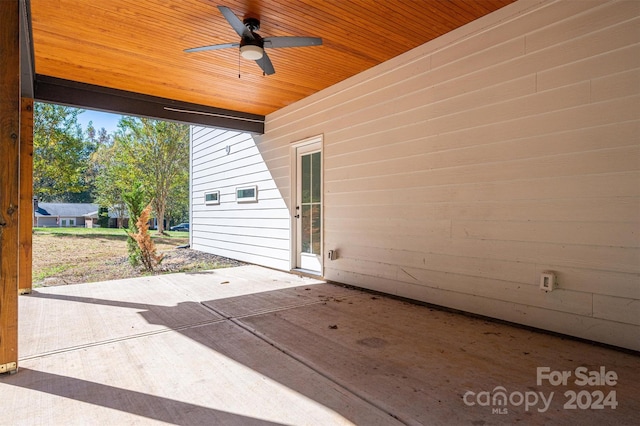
[0,0,20,374]
[19,98,34,295]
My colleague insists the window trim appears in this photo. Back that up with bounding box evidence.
[236,185,258,203]
[204,190,220,205]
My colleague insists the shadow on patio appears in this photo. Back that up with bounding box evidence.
[1,265,638,425]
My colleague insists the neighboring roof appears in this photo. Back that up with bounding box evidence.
[35,203,98,218]
[35,203,130,219]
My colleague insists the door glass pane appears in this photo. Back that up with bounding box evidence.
[298,146,322,269]
[301,205,311,253]
[311,152,321,203]
[302,154,311,203]
[311,205,321,255]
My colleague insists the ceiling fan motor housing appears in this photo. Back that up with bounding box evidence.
[241,17,263,50]
[243,17,260,32]
[240,24,264,60]
[240,33,264,48]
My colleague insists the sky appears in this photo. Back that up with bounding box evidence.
[76,109,123,134]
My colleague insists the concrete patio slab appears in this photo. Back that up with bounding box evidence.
[19,275,222,359]
[159,266,325,301]
[202,282,364,318]
[228,292,640,425]
[19,266,322,359]
[5,322,397,425]
[2,265,638,425]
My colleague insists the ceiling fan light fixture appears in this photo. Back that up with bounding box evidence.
[240,45,263,60]
[184,6,321,75]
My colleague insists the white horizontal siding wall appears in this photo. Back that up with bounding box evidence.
[190,126,290,270]
[261,0,640,350]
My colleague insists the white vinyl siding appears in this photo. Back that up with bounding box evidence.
[256,0,639,350]
[190,127,291,270]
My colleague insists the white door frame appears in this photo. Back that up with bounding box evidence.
[290,135,323,274]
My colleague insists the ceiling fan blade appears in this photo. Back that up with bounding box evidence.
[217,6,251,39]
[263,37,322,49]
[184,42,239,53]
[256,51,275,75]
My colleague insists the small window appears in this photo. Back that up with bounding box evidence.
[204,190,220,205]
[236,185,258,203]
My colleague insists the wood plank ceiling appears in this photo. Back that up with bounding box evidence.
[30,0,515,117]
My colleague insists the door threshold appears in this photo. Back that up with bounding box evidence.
[291,268,323,278]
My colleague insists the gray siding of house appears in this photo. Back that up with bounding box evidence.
[35,216,87,227]
[191,0,639,350]
[36,217,58,227]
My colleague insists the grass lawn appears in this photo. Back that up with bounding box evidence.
[33,227,189,239]
[31,227,237,287]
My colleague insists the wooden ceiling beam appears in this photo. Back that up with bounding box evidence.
[34,75,265,134]
[20,0,34,98]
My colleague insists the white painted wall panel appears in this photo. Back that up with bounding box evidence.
[190,128,291,270]
[256,0,640,350]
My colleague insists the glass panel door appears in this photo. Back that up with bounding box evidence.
[296,144,322,273]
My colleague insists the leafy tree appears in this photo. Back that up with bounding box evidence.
[97,206,109,228]
[84,122,112,186]
[33,103,94,201]
[86,122,111,147]
[165,168,189,226]
[116,117,189,234]
[91,135,130,228]
[63,122,112,203]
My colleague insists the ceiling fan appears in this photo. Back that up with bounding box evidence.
[185,5,322,75]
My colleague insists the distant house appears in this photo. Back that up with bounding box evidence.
[83,208,129,229]
[35,203,98,228]
[34,203,129,228]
